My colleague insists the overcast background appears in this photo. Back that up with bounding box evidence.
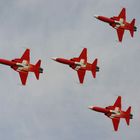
[0,0,139,140]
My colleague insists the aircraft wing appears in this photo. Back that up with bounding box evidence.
[117,28,124,42]
[113,96,121,109]
[19,71,28,85]
[118,8,126,21]
[77,69,86,84]
[79,48,87,63]
[21,49,30,63]
[112,118,120,131]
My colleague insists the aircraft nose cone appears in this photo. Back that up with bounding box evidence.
[94,15,99,19]
[88,106,94,110]
[51,57,57,61]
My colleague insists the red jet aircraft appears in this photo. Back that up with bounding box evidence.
[94,8,137,42]
[89,96,133,131]
[0,49,43,85]
[51,48,99,84]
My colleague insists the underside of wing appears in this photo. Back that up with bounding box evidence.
[118,8,126,21]
[79,48,87,63]
[112,118,120,131]
[19,71,28,85]
[21,49,30,63]
[117,28,124,42]
[113,96,121,109]
[77,70,86,84]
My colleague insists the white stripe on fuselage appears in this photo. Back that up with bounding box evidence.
[16,60,29,72]
[114,18,125,29]
[109,107,121,118]
[74,59,86,70]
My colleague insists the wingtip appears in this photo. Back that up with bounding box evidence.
[25,48,30,52]
[82,48,87,52]
[79,81,84,84]
[118,96,121,99]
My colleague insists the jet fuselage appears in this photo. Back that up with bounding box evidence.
[52,57,99,72]
[95,15,137,32]
[0,58,43,73]
[89,106,133,119]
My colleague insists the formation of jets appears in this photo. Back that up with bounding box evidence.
[94,8,137,42]
[0,8,136,131]
[89,96,132,131]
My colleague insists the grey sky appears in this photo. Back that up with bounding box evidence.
[0,0,139,140]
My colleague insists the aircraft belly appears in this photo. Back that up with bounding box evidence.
[17,66,30,72]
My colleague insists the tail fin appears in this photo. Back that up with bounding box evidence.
[34,60,42,80]
[125,106,131,125]
[129,19,135,37]
[91,59,98,78]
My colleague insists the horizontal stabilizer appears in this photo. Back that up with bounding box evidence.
[125,106,131,125]
[91,58,98,78]
[129,19,135,37]
[34,60,41,80]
